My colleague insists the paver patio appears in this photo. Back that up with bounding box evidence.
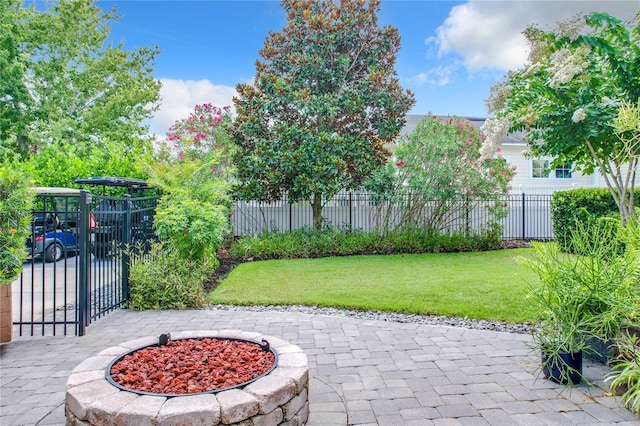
[1,307,638,425]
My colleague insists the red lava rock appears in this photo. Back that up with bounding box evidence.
[110,338,275,395]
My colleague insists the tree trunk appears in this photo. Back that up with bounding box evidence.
[585,140,638,227]
[311,193,323,232]
[17,131,28,157]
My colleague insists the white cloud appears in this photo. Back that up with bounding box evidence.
[151,78,237,136]
[433,0,639,72]
[410,62,460,87]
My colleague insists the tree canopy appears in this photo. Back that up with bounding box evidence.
[485,12,640,224]
[366,115,514,232]
[232,0,415,230]
[0,0,161,158]
[149,105,233,263]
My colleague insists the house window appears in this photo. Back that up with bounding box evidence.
[555,164,572,179]
[531,158,573,179]
[532,159,550,178]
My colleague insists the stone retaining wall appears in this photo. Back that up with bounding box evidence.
[65,330,309,425]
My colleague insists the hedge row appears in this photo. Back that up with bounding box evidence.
[551,188,638,252]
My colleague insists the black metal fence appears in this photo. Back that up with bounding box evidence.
[85,194,158,326]
[14,191,158,337]
[233,192,555,241]
[13,189,552,337]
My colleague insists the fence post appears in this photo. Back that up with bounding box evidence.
[465,192,470,237]
[289,202,292,232]
[521,192,526,240]
[349,192,353,230]
[121,195,131,301]
[77,190,91,336]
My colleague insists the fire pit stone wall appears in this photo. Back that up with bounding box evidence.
[65,330,309,426]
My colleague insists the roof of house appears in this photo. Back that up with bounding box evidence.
[400,114,526,145]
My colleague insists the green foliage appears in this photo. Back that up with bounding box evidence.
[0,162,34,285]
[361,162,397,203]
[128,242,210,310]
[488,12,640,225]
[551,188,627,251]
[1,0,160,157]
[153,194,229,261]
[0,0,29,147]
[148,105,233,262]
[162,104,236,175]
[230,226,502,260]
[372,115,513,232]
[523,220,640,383]
[18,139,153,188]
[606,333,640,414]
[397,116,514,200]
[233,0,415,230]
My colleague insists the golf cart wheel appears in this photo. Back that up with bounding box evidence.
[44,243,64,263]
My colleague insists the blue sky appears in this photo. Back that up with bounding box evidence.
[96,0,638,136]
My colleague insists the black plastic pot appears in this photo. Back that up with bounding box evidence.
[585,336,613,363]
[542,351,583,385]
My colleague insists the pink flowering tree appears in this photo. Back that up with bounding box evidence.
[148,104,234,264]
[368,115,514,233]
[161,104,235,174]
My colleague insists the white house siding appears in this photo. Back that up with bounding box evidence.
[501,143,640,194]
[501,144,596,192]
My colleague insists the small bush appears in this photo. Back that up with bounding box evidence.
[551,188,635,252]
[0,165,34,285]
[128,242,213,310]
[229,226,503,260]
[606,334,640,414]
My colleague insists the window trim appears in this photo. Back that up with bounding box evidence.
[530,158,573,180]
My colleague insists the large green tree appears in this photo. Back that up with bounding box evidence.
[0,0,161,157]
[233,0,415,230]
[485,12,640,225]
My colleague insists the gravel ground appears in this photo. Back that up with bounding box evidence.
[207,304,534,335]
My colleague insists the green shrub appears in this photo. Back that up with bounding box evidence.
[606,334,640,414]
[551,188,635,252]
[128,242,213,310]
[153,194,229,261]
[148,118,232,264]
[523,219,640,384]
[0,164,34,285]
[229,226,503,260]
[20,139,152,188]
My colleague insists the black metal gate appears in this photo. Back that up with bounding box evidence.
[13,190,157,337]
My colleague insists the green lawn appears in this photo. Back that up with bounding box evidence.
[208,248,540,324]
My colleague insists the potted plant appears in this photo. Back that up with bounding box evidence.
[523,220,640,385]
[605,218,640,412]
[523,240,590,384]
[0,165,34,343]
[535,315,587,385]
[606,332,640,414]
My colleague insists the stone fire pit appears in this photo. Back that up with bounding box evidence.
[65,330,309,425]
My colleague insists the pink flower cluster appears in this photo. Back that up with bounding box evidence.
[164,103,231,159]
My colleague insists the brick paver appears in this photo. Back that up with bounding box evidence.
[1,308,638,425]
